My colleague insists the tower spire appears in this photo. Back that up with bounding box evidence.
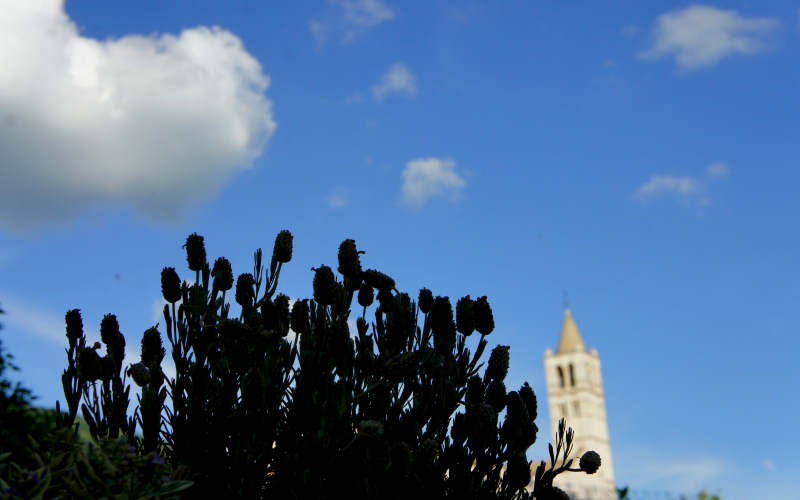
[556,306,586,354]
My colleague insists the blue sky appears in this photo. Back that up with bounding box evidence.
[1,1,798,498]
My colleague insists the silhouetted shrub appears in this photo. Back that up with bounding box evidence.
[51,232,601,498]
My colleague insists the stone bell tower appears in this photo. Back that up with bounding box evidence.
[544,306,616,500]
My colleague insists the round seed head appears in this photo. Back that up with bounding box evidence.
[580,450,601,474]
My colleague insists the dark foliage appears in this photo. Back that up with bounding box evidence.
[50,233,601,498]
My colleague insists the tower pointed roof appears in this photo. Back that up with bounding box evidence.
[557,307,587,354]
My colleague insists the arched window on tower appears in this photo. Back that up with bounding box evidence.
[569,363,576,387]
[557,366,565,388]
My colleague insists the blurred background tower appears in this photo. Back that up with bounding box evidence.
[544,306,616,500]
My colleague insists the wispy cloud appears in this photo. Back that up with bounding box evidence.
[706,161,729,177]
[633,163,729,207]
[639,5,779,69]
[309,0,394,47]
[634,175,701,201]
[0,295,65,345]
[372,63,417,102]
[327,189,349,208]
[636,456,726,492]
[402,157,465,209]
[762,459,777,471]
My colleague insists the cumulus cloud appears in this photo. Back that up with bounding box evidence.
[402,158,465,208]
[706,161,729,177]
[372,63,417,101]
[0,1,276,229]
[309,0,394,46]
[639,5,779,69]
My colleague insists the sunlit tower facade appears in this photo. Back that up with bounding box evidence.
[544,307,616,500]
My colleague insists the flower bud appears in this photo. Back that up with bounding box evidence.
[456,295,475,336]
[290,299,309,335]
[235,273,255,308]
[261,299,277,330]
[128,362,151,387]
[486,380,507,413]
[337,239,362,278]
[100,314,125,365]
[362,269,395,292]
[100,355,116,381]
[273,230,293,263]
[83,355,102,381]
[312,265,336,305]
[580,450,601,474]
[485,345,510,382]
[467,403,498,450]
[357,283,374,308]
[211,257,233,292]
[274,294,290,336]
[65,309,83,344]
[506,451,531,490]
[141,327,165,367]
[431,296,456,350]
[418,288,433,314]
[78,347,102,382]
[466,375,484,407]
[183,233,207,272]
[519,382,538,421]
[473,296,495,335]
[160,267,182,304]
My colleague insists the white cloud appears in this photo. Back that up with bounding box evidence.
[372,63,417,101]
[309,0,394,46]
[627,455,725,492]
[327,189,349,208]
[706,161,729,177]
[402,157,465,208]
[0,295,65,345]
[634,175,700,201]
[639,5,779,69]
[308,19,328,47]
[0,1,276,229]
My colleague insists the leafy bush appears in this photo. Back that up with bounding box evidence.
[0,427,191,499]
[52,232,602,498]
[0,304,55,470]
